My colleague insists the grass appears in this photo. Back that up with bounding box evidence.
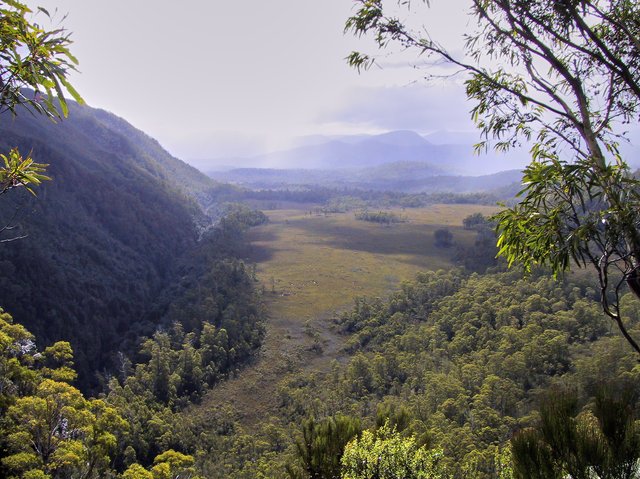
[198,204,498,429]
[248,204,496,316]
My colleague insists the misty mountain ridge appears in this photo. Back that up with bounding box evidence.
[201,129,529,175]
[209,161,522,194]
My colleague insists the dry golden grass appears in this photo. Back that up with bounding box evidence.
[247,204,497,318]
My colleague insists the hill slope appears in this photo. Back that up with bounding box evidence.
[0,102,222,387]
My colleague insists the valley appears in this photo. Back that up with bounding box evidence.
[2,1,640,477]
[2,98,637,479]
[2,105,639,477]
[199,204,497,430]
[175,201,638,478]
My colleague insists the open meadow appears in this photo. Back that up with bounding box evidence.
[198,203,498,428]
[246,204,497,319]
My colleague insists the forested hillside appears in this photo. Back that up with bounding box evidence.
[0,207,268,479]
[0,101,255,389]
[5,259,634,478]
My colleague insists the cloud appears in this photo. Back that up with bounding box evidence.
[317,83,476,133]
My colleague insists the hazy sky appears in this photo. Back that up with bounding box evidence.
[25,0,478,163]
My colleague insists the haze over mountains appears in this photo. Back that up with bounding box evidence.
[199,129,530,175]
[209,163,522,194]
[205,130,525,193]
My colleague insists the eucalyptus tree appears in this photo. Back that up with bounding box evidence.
[0,0,83,241]
[346,0,640,353]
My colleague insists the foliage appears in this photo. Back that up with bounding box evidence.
[455,227,501,273]
[4,259,635,478]
[3,379,128,478]
[286,415,362,479]
[103,242,264,466]
[122,463,154,479]
[0,148,49,199]
[0,0,83,118]
[341,422,444,479]
[511,385,640,479]
[267,268,634,478]
[0,0,83,240]
[345,0,640,354]
[0,309,219,478]
[0,310,128,479]
[463,213,490,231]
[219,202,269,228]
[433,228,453,248]
[0,307,37,409]
[150,450,202,479]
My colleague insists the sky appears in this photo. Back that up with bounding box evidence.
[22,0,483,167]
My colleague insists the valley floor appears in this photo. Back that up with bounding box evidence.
[199,204,497,430]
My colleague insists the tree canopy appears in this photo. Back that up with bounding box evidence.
[0,0,82,118]
[346,0,640,353]
[0,0,82,193]
[0,0,83,241]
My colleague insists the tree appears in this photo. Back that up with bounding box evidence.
[0,1,82,118]
[463,213,490,231]
[3,378,127,478]
[150,450,202,479]
[0,308,38,410]
[122,450,203,479]
[0,0,83,241]
[346,0,640,354]
[511,386,640,479]
[0,315,127,478]
[286,415,362,479]
[340,422,445,479]
[433,228,453,248]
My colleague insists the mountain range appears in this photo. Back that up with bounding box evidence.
[210,162,522,194]
[205,130,530,175]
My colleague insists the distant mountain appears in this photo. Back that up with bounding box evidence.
[373,130,433,147]
[209,161,521,194]
[0,101,225,388]
[226,130,528,174]
[290,134,371,148]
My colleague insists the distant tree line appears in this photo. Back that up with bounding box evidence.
[231,186,512,210]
